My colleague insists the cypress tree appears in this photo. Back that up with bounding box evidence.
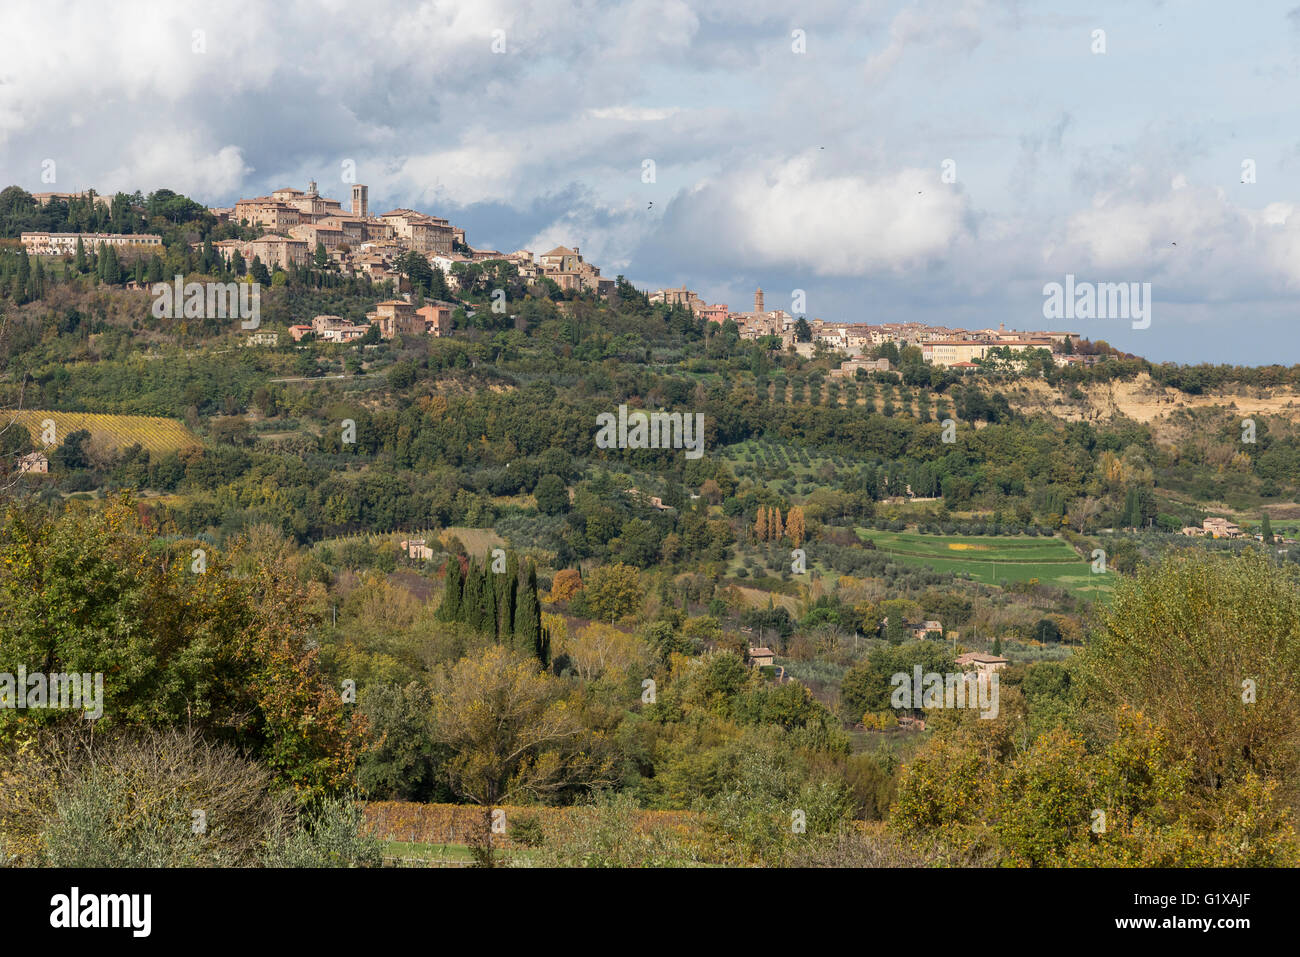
[462,558,482,630]
[516,562,543,665]
[1262,513,1274,544]
[538,619,551,670]
[484,565,498,639]
[101,245,121,285]
[440,558,463,621]
[501,551,520,638]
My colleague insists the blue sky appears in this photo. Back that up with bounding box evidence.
[4,0,1300,363]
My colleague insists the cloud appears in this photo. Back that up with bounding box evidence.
[655,153,971,276]
[586,106,682,122]
[98,131,251,198]
[863,0,988,85]
[1051,175,1300,298]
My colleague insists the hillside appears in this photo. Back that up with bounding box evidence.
[1007,372,1300,430]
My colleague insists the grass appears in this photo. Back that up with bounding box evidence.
[11,409,201,454]
[379,839,538,867]
[441,527,507,557]
[380,840,476,865]
[858,528,1115,598]
[730,584,801,615]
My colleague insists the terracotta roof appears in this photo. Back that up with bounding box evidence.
[956,653,1008,664]
[541,245,575,257]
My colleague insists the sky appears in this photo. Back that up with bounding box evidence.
[3,0,1300,364]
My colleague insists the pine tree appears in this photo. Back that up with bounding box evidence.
[885,615,905,645]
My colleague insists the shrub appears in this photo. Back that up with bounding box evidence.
[263,795,382,867]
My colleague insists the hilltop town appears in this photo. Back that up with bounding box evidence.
[18,183,1092,365]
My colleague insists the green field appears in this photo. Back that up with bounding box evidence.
[379,840,538,867]
[858,529,1115,598]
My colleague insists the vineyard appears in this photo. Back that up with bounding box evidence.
[11,410,201,454]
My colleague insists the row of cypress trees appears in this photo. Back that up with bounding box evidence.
[438,551,550,667]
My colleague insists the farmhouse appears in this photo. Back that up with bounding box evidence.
[748,647,776,668]
[401,539,435,561]
[1202,517,1242,539]
[955,652,1009,675]
[18,451,49,474]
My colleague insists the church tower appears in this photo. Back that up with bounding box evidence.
[352,184,368,218]
[754,287,764,316]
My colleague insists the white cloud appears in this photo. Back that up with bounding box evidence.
[665,153,970,275]
[98,131,250,198]
[863,0,988,84]
[586,107,682,122]
[1051,177,1300,296]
